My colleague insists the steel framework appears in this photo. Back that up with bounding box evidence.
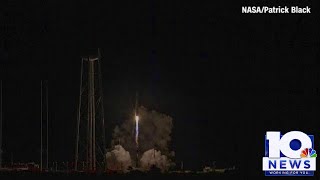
[75,50,106,172]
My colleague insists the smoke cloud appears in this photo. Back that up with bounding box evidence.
[109,106,175,170]
[140,149,173,172]
[106,145,132,171]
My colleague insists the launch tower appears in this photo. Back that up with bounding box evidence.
[75,49,106,172]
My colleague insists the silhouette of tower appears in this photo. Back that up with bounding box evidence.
[75,49,106,172]
[0,81,3,168]
[40,80,49,171]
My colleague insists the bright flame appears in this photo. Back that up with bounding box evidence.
[135,115,139,145]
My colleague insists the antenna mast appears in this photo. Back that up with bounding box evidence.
[0,80,3,168]
[40,80,43,171]
[46,80,49,170]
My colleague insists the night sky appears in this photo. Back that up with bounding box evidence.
[1,0,319,176]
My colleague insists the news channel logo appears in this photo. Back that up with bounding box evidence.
[263,131,317,176]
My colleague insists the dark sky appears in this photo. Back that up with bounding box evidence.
[1,0,320,176]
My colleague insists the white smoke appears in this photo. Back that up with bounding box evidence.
[106,145,132,172]
[140,149,173,172]
[110,106,175,170]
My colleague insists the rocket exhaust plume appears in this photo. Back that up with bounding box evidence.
[135,92,139,147]
[106,145,132,172]
[135,115,139,145]
[140,149,172,172]
[109,106,175,170]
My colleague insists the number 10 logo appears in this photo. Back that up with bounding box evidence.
[263,131,317,176]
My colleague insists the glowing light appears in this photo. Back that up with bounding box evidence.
[135,115,139,145]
